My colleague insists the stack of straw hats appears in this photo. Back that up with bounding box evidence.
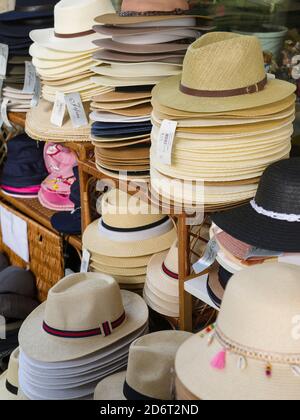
[94,331,192,400]
[82,189,177,293]
[0,0,58,112]
[175,263,300,400]
[18,272,149,400]
[150,32,296,210]
[90,0,213,180]
[26,0,115,142]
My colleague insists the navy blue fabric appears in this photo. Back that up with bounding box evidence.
[92,127,152,138]
[218,265,232,290]
[93,122,152,130]
[0,19,53,37]
[0,0,58,21]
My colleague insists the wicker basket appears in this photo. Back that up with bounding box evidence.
[0,202,64,302]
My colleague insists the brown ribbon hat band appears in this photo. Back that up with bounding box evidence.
[54,29,95,39]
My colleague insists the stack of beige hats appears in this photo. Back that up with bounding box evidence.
[82,189,177,293]
[94,330,191,400]
[18,272,149,400]
[150,32,296,211]
[89,0,213,180]
[175,263,300,401]
[2,87,34,113]
[25,0,115,142]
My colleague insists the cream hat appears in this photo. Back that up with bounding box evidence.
[176,263,300,400]
[0,348,19,400]
[152,33,296,113]
[82,189,177,258]
[19,272,149,363]
[94,331,192,400]
[30,0,115,52]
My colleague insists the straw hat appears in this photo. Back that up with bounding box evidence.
[0,348,19,400]
[83,189,177,258]
[176,263,300,400]
[19,272,148,363]
[30,0,115,52]
[212,158,300,252]
[95,0,210,25]
[94,330,192,400]
[152,33,296,113]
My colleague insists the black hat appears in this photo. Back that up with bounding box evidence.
[212,158,300,253]
[0,0,58,22]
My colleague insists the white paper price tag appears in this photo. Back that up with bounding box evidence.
[23,61,37,94]
[80,249,91,273]
[1,98,12,128]
[193,238,219,274]
[51,92,66,127]
[65,92,88,128]
[0,44,8,78]
[31,75,41,108]
[157,119,177,165]
[267,73,276,80]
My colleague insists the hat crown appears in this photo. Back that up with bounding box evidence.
[164,241,178,275]
[6,347,19,389]
[54,0,115,34]
[44,273,125,334]
[255,158,300,214]
[181,33,266,92]
[125,331,191,399]
[102,189,166,230]
[218,263,300,354]
[121,0,189,13]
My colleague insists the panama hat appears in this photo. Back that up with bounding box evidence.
[94,331,191,400]
[92,63,180,78]
[19,272,149,363]
[91,253,152,269]
[212,158,300,253]
[29,43,92,60]
[0,348,20,400]
[83,189,177,258]
[30,0,115,52]
[93,24,213,37]
[95,0,211,25]
[176,263,300,400]
[152,33,296,113]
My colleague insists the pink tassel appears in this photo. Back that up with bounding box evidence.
[211,348,227,370]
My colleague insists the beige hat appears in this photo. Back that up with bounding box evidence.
[176,263,300,400]
[30,0,115,52]
[152,33,296,113]
[0,348,19,400]
[19,272,149,363]
[94,330,192,400]
[83,189,177,258]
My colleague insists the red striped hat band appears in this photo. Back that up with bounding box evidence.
[162,262,178,280]
[42,312,126,338]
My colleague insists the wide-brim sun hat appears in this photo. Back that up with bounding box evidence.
[176,263,300,400]
[19,272,149,363]
[212,158,300,252]
[152,32,296,113]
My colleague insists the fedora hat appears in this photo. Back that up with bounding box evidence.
[95,0,211,25]
[0,348,20,400]
[152,33,296,113]
[0,0,58,21]
[19,272,149,363]
[212,158,300,252]
[30,0,115,52]
[83,189,177,258]
[94,330,191,400]
[176,263,300,400]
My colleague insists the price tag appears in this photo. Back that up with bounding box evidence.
[31,75,41,108]
[0,44,8,78]
[157,119,177,165]
[65,92,88,128]
[80,249,90,273]
[193,238,219,274]
[245,247,281,260]
[1,98,12,128]
[267,73,276,80]
[51,92,66,127]
[23,61,37,94]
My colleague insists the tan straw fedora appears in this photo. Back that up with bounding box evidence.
[0,348,20,400]
[94,330,192,400]
[19,272,148,363]
[152,32,296,113]
[176,263,300,400]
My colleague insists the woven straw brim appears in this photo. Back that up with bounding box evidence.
[175,332,300,400]
[95,164,150,181]
[90,261,147,276]
[152,75,296,113]
[19,290,148,363]
[147,252,179,299]
[89,268,146,285]
[146,276,179,304]
[212,203,300,252]
[95,13,212,25]
[94,371,126,400]
[0,371,17,400]
[90,253,152,268]
[83,219,177,257]
[143,285,179,318]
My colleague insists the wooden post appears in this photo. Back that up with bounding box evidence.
[178,213,193,332]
